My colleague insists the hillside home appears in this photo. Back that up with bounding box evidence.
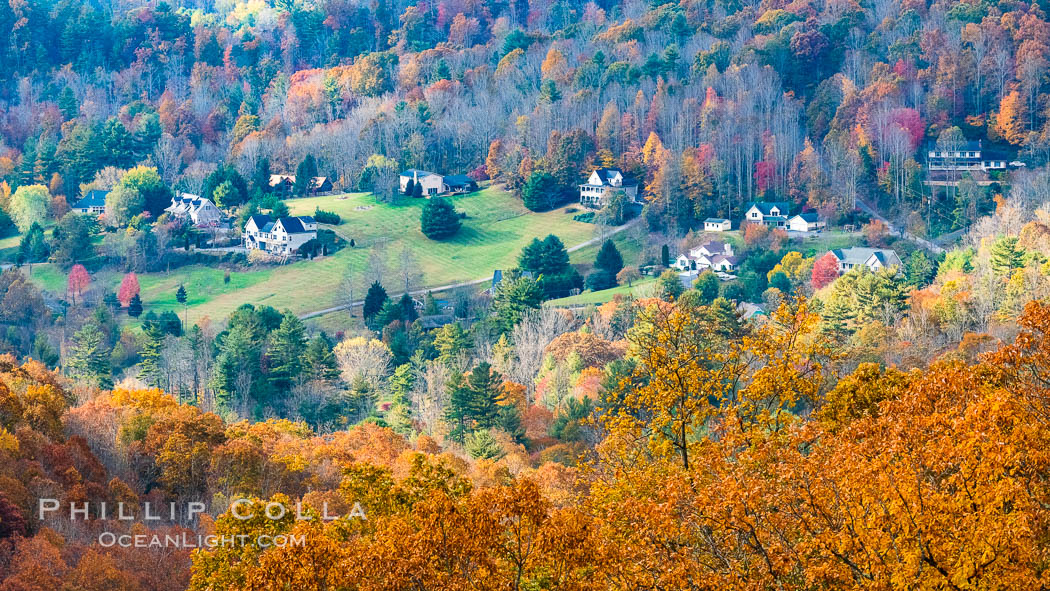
[72,190,108,215]
[400,169,444,196]
[926,140,1010,173]
[744,202,791,227]
[704,218,731,232]
[269,174,295,195]
[243,214,318,255]
[165,193,223,227]
[828,247,903,274]
[308,176,333,195]
[674,240,738,271]
[443,174,478,194]
[579,168,639,208]
[787,212,826,233]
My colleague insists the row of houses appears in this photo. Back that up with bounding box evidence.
[399,170,479,196]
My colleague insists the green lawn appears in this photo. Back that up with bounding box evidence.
[19,187,622,325]
[180,186,597,323]
[23,263,274,320]
[546,276,658,307]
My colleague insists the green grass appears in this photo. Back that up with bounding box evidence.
[546,276,658,307]
[23,263,274,319]
[20,187,627,325]
[175,186,597,323]
[0,234,20,262]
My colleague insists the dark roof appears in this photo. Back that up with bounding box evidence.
[248,214,272,228]
[444,174,475,187]
[491,269,504,288]
[419,314,455,329]
[794,212,820,222]
[278,217,306,233]
[705,217,729,223]
[929,140,982,152]
[747,202,791,216]
[590,167,638,187]
[298,216,315,224]
[74,189,108,209]
[401,169,437,177]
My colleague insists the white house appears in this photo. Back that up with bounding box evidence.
[71,190,108,215]
[243,213,317,255]
[165,193,223,226]
[579,168,639,208]
[926,140,1010,173]
[828,247,903,274]
[704,218,731,232]
[400,169,444,196]
[744,202,790,227]
[674,240,737,271]
[787,212,826,233]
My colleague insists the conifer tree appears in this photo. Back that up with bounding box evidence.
[67,323,112,388]
[268,312,307,391]
[363,281,389,324]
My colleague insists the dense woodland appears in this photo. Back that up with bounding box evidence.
[2,0,1050,588]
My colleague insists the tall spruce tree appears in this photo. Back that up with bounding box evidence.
[363,281,389,324]
[67,322,112,389]
[268,312,307,391]
[420,197,461,239]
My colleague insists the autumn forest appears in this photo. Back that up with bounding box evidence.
[2,0,1050,589]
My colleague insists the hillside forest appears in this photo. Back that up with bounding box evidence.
[1,0,1050,589]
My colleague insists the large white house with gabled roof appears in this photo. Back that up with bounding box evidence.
[579,168,639,208]
[243,213,317,255]
[828,247,903,274]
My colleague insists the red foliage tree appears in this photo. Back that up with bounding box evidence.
[811,252,840,289]
[67,264,90,305]
[117,272,140,308]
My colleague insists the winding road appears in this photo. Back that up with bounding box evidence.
[298,216,643,320]
[856,198,946,254]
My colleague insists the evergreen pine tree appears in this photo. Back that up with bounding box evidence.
[399,293,418,322]
[127,294,143,318]
[67,323,112,388]
[138,321,165,387]
[176,285,187,304]
[294,155,318,196]
[268,312,307,391]
[661,244,671,267]
[420,197,461,239]
[990,236,1024,278]
[363,281,389,323]
[595,239,624,276]
[404,178,415,196]
[302,334,340,381]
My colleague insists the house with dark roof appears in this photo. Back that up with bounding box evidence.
[926,140,1012,173]
[828,247,903,274]
[400,169,444,196]
[72,190,108,215]
[165,193,222,226]
[579,168,639,208]
[744,202,791,227]
[674,240,738,271]
[307,176,333,195]
[269,174,295,195]
[787,212,826,233]
[243,213,318,255]
[443,174,478,194]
